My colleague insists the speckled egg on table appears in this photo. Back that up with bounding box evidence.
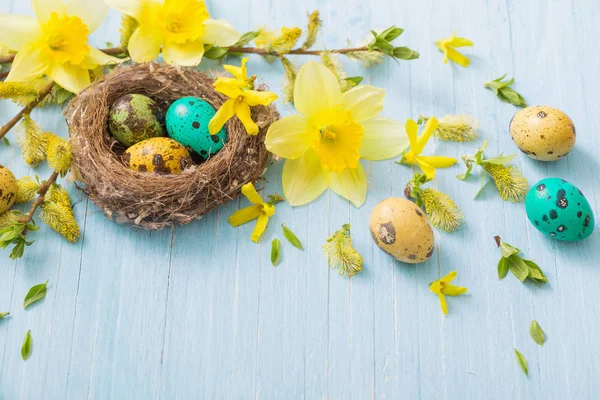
[525,178,595,241]
[509,106,576,161]
[165,97,228,161]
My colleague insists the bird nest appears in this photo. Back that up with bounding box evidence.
[65,63,278,230]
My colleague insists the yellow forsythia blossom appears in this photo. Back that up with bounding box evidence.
[429,271,468,315]
[229,183,277,243]
[400,117,457,178]
[209,58,278,135]
[46,134,73,177]
[18,115,48,167]
[15,177,40,204]
[435,31,473,67]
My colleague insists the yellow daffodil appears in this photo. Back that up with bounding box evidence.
[435,31,473,67]
[0,0,121,94]
[105,0,241,66]
[229,182,276,243]
[399,118,457,178]
[265,61,408,207]
[429,271,468,315]
[209,58,278,135]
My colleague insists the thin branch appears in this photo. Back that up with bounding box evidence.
[0,47,124,64]
[0,81,55,141]
[226,45,372,56]
[20,171,59,225]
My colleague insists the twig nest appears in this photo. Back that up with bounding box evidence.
[66,63,278,230]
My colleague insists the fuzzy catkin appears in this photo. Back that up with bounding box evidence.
[483,162,528,203]
[421,188,465,232]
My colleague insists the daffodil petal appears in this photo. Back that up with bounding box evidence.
[442,283,468,296]
[83,47,123,67]
[6,44,47,83]
[415,116,438,154]
[324,163,367,207]
[335,85,385,122]
[223,57,247,80]
[418,155,457,169]
[214,78,244,98]
[282,148,327,206]
[440,271,457,283]
[265,115,311,159]
[66,0,110,32]
[444,47,470,67]
[228,205,261,227]
[241,183,264,206]
[250,213,269,243]
[32,0,63,24]
[103,0,150,19]
[359,117,409,160]
[294,61,341,120]
[47,62,90,94]
[128,26,162,63]
[244,90,278,107]
[162,39,205,66]
[208,98,236,135]
[438,293,448,315]
[203,19,241,47]
[0,14,41,51]
[405,119,419,151]
[235,102,259,135]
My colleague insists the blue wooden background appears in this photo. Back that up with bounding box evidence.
[1,0,599,399]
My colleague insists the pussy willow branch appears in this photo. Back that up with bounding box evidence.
[226,45,372,56]
[20,170,59,226]
[0,81,55,141]
[0,47,124,64]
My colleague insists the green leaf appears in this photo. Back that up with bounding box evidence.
[483,154,517,165]
[392,47,419,60]
[344,76,364,86]
[524,259,548,284]
[530,320,546,346]
[21,330,32,361]
[499,88,527,107]
[23,280,48,309]
[204,46,228,60]
[485,74,527,107]
[271,238,281,267]
[234,31,260,47]
[507,255,529,282]
[473,170,489,199]
[0,312,9,319]
[3,137,9,146]
[498,258,509,279]
[282,224,303,250]
[514,349,528,376]
[379,26,404,42]
[10,241,25,260]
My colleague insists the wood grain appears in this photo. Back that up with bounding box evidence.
[1,0,599,399]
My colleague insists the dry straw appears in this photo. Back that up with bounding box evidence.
[66,63,278,230]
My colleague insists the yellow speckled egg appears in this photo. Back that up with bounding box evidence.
[123,137,192,174]
[369,198,435,264]
[509,106,576,161]
[0,165,18,214]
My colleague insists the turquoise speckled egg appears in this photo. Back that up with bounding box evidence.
[525,178,595,241]
[165,97,227,161]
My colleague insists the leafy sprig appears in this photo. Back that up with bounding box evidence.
[367,26,419,60]
[494,236,547,284]
[0,215,39,259]
[484,74,527,107]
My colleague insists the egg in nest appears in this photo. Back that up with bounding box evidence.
[123,137,192,174]
[509,106,576,161]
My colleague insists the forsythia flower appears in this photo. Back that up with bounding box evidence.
[399,117,457,178]
[429,271,468,315]
[105,0,241,66]
[228,183,276,243]
[435,31,473,67]
[0,0,121,93]
[209,58,278,135]
[265,62,408,207]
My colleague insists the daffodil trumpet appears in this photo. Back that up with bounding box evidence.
[0,0,122,94]
[209,58,278,136]
[265,61,409,207]
[105,0,241,66]
[229,183,281,243]
[397,117,458,178]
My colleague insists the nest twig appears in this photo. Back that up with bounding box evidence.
[65,63,278,230]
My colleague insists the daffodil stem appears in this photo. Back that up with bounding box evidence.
[226,45,373,56]
[20,170,59,229]
[0,47,124,64]
[0,81,55,141]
